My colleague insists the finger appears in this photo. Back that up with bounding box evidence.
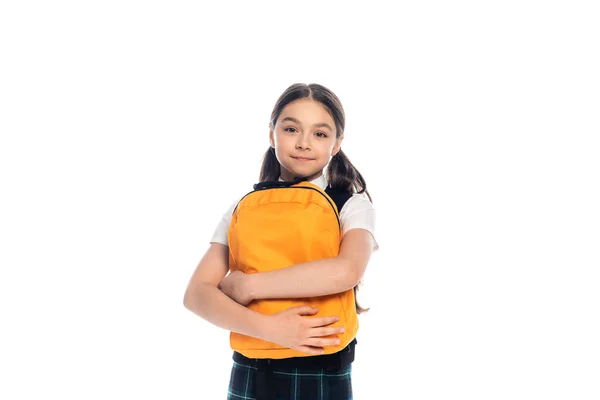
[294,306,319,316]
[304,337,341,348]
[307,315,340,327]
[310,326,345,338]
[295,345,325,355]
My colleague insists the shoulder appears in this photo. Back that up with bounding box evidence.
[223,186,256,217]
[208,191,248,246]
[340,191,374,215]
[339,191,378,251]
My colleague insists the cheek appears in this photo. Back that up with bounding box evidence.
[273,137,294,155]
[323,143,337,156]
[274,133,291,147]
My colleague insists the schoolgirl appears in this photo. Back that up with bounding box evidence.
[184,83,378,400]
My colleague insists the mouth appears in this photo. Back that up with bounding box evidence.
[292,156,315,161]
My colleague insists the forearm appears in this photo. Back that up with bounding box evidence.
[184,282,269,340]
[248,256,356,300]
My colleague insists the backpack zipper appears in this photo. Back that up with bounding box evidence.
[233,185,341,228]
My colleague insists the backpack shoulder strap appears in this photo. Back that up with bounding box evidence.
[324,185,353,214]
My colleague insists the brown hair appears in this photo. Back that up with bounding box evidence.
[259,83,372,313]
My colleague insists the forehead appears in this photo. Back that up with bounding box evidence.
[278,99,334,125]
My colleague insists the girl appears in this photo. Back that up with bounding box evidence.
[184,83,378,400]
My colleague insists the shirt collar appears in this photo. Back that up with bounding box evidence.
[278,174,328,190]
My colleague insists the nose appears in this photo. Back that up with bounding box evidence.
[295,133,311,150]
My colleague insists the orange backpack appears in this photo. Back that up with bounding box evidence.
[227,178,358,359]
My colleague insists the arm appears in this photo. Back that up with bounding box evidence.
[184,242,345,354]
[235,228,374,301]
[183,243,269,340]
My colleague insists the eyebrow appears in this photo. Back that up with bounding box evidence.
[280,116,333,131]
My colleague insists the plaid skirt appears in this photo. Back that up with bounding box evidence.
[227,360,353,400]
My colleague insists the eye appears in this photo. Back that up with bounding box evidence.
[315,132,328,138]
[284,127,297,133]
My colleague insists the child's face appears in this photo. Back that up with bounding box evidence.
[269,99,343,181]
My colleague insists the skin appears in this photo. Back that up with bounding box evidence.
[184,98,374,355]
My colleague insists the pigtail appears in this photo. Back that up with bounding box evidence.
[353,285,370,314]
[327,149,371,202]
[327,149,372,314]
[259,147,281,182]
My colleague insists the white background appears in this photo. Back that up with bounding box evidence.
[1,1,599,399]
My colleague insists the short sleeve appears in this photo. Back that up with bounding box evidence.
[209,200,238,246]
[339,192,379,252]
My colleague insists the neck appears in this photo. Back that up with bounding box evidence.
[280,170,323,182]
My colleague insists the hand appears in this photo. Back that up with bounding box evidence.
[219,270,253,306]
[264,305,345,355]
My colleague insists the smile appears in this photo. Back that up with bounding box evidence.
[292,157,315,161]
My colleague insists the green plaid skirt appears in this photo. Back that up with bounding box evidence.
[227,360,353,400]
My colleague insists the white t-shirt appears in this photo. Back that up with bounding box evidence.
[210,174,378,251]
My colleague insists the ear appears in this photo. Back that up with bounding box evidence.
[331,134,344,156]
[269,125,275,148]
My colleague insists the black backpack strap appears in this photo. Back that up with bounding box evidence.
[325,185,353,214]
